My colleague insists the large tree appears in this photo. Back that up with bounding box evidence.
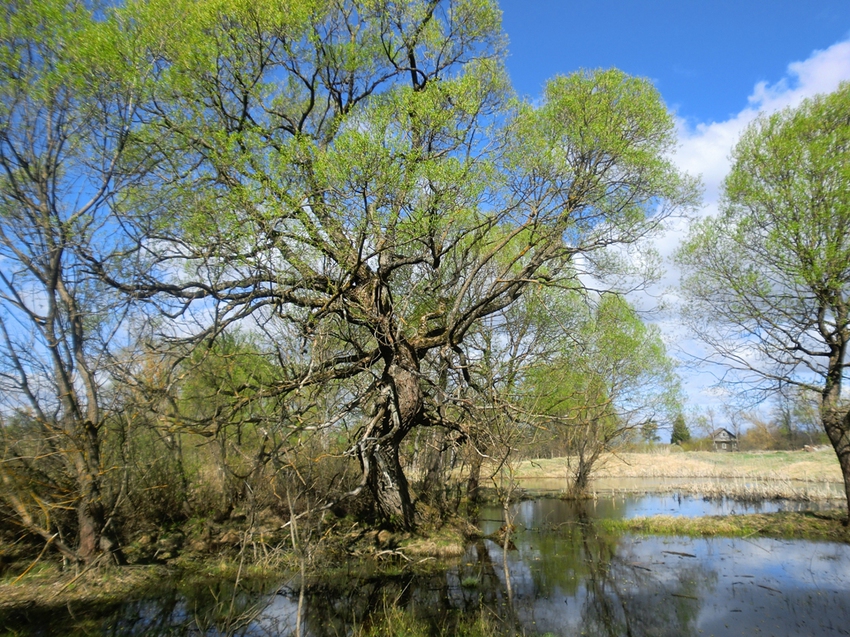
[100,0,698,530]
[677,83,850,515]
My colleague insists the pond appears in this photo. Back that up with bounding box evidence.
[3,495,850,636]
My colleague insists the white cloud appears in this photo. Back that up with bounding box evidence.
[675,38,850,209]
[646,38,850,417]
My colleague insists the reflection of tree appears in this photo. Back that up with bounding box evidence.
[0,575,286,637]
[575,512,714,637]
[291,540,530,636]
[5,518,723,636]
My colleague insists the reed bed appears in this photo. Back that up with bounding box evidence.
[603,510,850,543]
[515,449,842,482]
[624,476,842,502]
[509,449,845,502]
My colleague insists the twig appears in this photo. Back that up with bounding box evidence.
[50,556,101,600]
[12,534,56,585]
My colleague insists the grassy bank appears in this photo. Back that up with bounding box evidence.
[0,562,170,612]
[0,518,473,615]
[0,553,292,613]
[602,510,850,543]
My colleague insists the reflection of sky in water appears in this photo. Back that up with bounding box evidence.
[480,491,838,536]
[464,528,850,636]
[6,494,850,636]
[469,498,850,637]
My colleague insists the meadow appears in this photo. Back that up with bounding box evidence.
[515,448,841,481]
[510,448,844,502]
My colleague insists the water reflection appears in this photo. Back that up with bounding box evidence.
[4,499,850,636]
[501,489,840,522]
[454,507,715,637]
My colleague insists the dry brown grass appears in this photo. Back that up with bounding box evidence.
[515,448,842,482]
[0,563,170,610]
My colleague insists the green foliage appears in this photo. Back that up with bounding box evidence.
[525,293,681,489]
[677,83,850,397]
[677,82,850,510]
[530,293,680,431]
[670,414,691,445]
[641,420,660,443]
[0,0,699,537]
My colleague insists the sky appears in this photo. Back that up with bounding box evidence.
[498,1,850,429]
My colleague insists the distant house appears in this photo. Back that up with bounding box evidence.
[711,428,738,452]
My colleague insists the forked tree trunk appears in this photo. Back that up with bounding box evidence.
[361,350,422,530]
[366,441,416,530]
[74,449,124,564]
[76,477,104,560]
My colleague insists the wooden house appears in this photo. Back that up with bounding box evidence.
[711,427,738,452]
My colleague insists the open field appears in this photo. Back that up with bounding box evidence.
[507,449,845,501]
[515,449,842,482]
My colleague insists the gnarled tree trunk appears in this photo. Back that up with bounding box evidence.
[359,347,423,530]
[822,397,850,520]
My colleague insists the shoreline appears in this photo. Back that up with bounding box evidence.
[2,449,847,614]
[3,507,849,614]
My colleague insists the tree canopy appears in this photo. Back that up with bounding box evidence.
[677,82,850,512]
[107,0,697,528]
[0,0,697,550]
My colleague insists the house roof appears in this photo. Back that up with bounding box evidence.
[710,427,737,440]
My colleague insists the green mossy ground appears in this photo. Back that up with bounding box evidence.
[601,510,850,543]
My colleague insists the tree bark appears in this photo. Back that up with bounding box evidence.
[73,447,125,564]
[466,450,483,506]
[418,429,446,509]
[822,338,850,520]
[365,441,416,530]
[360,348,422,530]
[822,408,850,520]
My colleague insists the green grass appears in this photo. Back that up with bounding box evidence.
[600,510,850,543]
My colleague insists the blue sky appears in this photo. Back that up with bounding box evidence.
[499,1,850,123]
[499,2,850,428]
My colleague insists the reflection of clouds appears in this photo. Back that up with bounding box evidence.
[82,529,850,636]
[252,591,301,635]
[618,536,850,637]
[483,500,850,637]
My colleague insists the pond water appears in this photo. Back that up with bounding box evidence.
[494,491,841,530]
[3,496,850,636]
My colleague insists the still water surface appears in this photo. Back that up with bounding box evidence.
[4,495,850,636]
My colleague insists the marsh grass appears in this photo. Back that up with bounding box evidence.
[601,510,850,543]
[350,596,500,637]
[515,449,841,482]
[0,563,170,611]
[664,476,840,501]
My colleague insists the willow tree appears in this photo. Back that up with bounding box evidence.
[527,294,680,491]
[677,83,850,515]
[110,0,697,529]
